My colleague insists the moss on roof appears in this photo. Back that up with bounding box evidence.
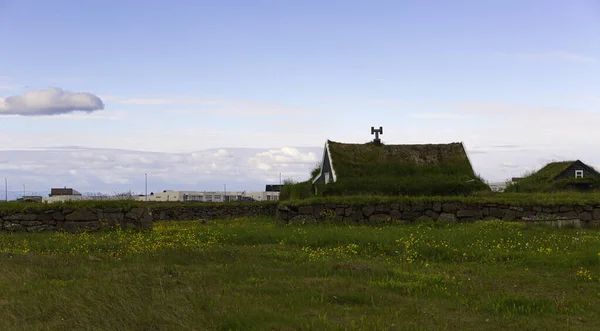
[527,161,577,181]
[315,140,487,196]
[327,140,478,178]
[506,160,600,193]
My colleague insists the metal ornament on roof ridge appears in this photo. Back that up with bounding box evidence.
[371,126,383,145]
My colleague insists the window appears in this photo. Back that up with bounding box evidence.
[324,172,330,183]
[267,195,271,201]
[575,170,584,178]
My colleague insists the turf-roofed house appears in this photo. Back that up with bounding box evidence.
[507,160,600,192]
[310,128,487,196]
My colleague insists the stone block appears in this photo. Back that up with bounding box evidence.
[124,208,145,220]
[3,222,25,231]
[65,210,97,222]
[425,210,439,220]
[20,221,42,227]
[411,203,426,212]
[416,215,432,222]
[432,202,442,212]
[559,206,573,212]
[375,204,390,213]
[442,203,458,213]
[579,212,592,222]
[298,206,313,215]
[368,214,391,224]
[593,208,600,220]
[62,221,100,233]
[456,209,482,219]
[27,225,48,232]
[558,211,578,219]
[390,210,402,220]
[503,210,516,221]
[402,211,421,221]
[362,205,375,217]
[489,208,506,218]
[344,207,353,217]
[438,213,457,222]
[313,204,324,218]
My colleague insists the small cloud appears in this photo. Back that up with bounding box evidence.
[214,149,230,157]
[0,87,104,116]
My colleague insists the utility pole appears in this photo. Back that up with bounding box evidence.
[224,184,227,202]
[22,184,25,197]
[145,173,148,202]
[279,172,282,185]
[4,178,7,202]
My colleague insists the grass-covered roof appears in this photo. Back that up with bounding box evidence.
[524,161,577,181]
[314,140,487,196]
[327,140,476,176]
[506,160,600,193]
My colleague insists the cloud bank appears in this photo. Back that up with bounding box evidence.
[0,146,321,197]
[0,87,104,116]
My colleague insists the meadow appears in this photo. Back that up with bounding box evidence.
[1,217,600,330]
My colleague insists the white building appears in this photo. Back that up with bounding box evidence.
[138,190,279,202]
[42,188,280,204]
[488,181,511,193]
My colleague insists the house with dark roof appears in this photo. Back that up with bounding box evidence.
[506,160,600,192]
[310,140,487,196]
[49,187,82,197]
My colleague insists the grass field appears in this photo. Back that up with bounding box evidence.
[1,217,600,330]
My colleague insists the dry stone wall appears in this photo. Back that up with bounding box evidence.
[0,203,277,233]
[277,201,600,227]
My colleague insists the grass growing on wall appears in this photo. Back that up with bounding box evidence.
[506,178,600,193]
[0,200,277,213]
[1,217,600,329]
[278,192,600,206]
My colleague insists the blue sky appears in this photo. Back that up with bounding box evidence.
[1,0,599,194]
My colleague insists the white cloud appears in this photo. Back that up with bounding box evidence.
[0,87,104,116]
[0,146,321,196]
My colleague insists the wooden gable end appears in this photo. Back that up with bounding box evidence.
[554,160,599,180]
[312,142,337,185]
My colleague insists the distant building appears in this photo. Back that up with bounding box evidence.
[17,195,43,203]
[50,187,82,196]
[135,190,280,202]
[140,190,247,203]
[488,182,509,192]
[42,187,280,204]
[506,160,600,192]
[265,185,283,192]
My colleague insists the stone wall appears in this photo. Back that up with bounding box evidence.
[0,203,276,233]
[277,201,600,227]
[1,207,153,233]
[150,204,277,222]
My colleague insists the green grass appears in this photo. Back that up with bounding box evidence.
[2,217,600,330]
[280,191,600,206]
[0,200,277,213]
